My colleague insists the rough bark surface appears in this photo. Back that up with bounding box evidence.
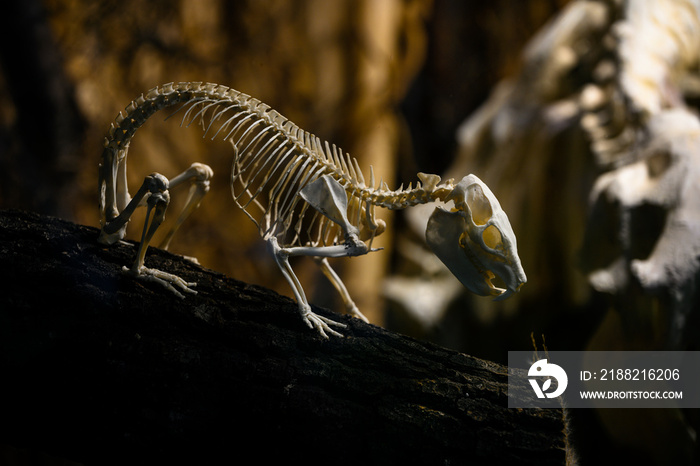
[0,209,566,465]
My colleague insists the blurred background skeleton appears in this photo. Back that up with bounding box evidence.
[387,1,700,463]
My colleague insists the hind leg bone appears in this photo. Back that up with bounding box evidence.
[99,169,211,298]
[126,187,198,298]
[158,162,213,252]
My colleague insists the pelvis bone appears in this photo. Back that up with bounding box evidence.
[426,174,526,300]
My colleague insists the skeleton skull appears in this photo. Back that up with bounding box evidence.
[425,174,526,300]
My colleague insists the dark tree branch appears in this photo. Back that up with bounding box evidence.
[0,209,566,465]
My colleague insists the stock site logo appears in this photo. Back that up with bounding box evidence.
[528,359,568,399]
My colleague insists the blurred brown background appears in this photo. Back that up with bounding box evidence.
[0,0,570,354]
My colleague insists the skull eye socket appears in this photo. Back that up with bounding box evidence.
[466,184,493,225]
[483,224,503,250]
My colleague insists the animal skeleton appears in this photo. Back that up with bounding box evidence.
[580,0,700,167]
[98,82,526,338]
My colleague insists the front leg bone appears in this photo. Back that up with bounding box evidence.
[267,227,379,338]
[268,237,346,339]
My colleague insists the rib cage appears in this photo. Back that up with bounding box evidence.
[100,82,371,247]
[101,81,452,248]
[177,90,349,245]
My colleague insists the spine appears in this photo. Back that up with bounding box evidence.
[101,81,453,212]
[103,82,253,151]
[353,172,454,210]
